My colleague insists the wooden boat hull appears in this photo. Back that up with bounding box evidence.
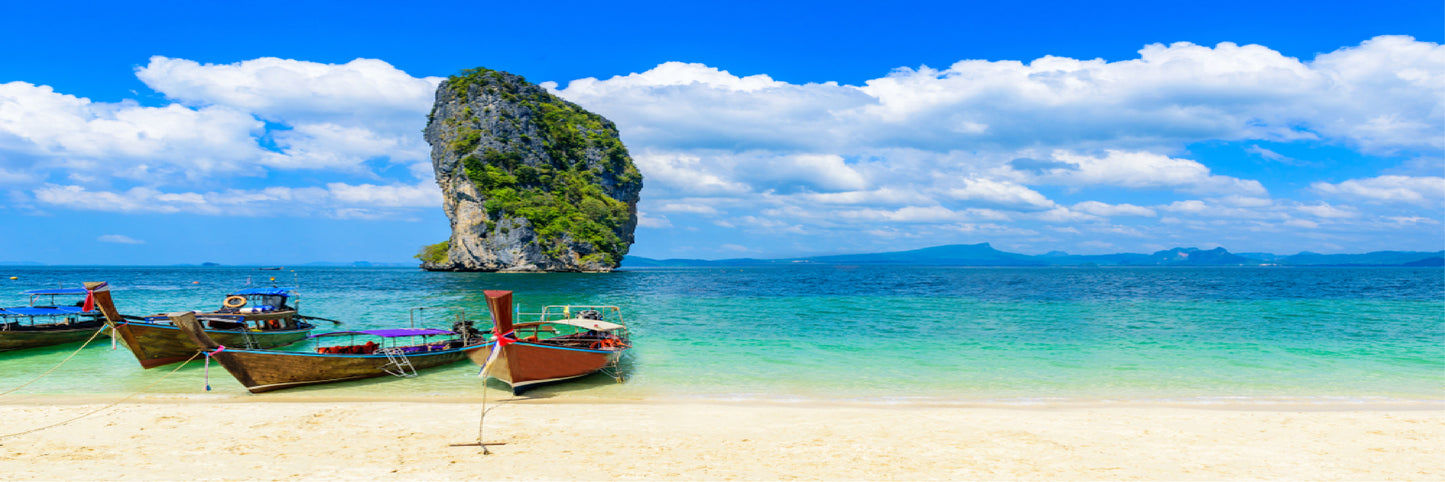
[208,346,472,393]
[465,341,623,394]
[112,321,312,369]
[0,322,108,352]
[168,305,475,393]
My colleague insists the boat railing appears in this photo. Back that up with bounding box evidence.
[533,305,625,325]
[407,306,471,329]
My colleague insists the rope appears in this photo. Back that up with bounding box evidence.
[0,325,110,398]
[0,351,201,441]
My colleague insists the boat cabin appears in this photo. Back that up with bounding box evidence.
[309,328,463,355]
[218,287,298,314]
[503,305,629,350]
[0,288,104,331]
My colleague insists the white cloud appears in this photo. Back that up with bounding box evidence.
[1295,202,1359,219]
[98,234,145,244]
[835,205,961,223]
[1311,175,1445,205]
[758,154,866,192]
[32,182,434,216]
[5,39,1442,254]
[654,202,719,214]
[1161,200,1209,214]
[538,37,1438,254]
[136,56,442,126]
[801,187,932,206]
[557,36,1442,156]
[630,150,750,196]
[1071,201,1157,217]
[136,56,443,171]
[1039,150,1267,196]
[945,178,1055,209]
[0,81,266,182]
[0,57,453,221]
[1033,207,1099,223]
[636,212,672,228]
[325,181,441,207]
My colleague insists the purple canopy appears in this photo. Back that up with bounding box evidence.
[310,328,454,338]
[0,306,94,316]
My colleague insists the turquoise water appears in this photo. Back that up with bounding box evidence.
[0,266,1440,404]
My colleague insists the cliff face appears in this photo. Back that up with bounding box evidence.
[418,68,643,272]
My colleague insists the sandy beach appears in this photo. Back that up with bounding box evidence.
[0,397,1440,480]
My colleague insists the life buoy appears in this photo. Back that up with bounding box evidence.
[223,296,247,309]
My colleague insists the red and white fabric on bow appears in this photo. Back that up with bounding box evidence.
[477,330,517,378]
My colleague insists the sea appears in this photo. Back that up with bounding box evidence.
[0,265,1441,406]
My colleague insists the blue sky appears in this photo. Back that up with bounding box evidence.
[1,0,1441,264]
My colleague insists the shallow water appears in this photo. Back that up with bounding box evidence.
[0,265,1440,404]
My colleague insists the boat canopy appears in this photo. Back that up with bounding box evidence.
[0,306,95,316]
[548,317,625,332]
[22,288,88,296]
[309,328,454,338]
[229,287,298,298]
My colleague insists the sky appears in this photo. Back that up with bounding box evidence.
[1,0,1442,264]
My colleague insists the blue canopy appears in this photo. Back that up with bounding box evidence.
[22,288,88,296]
[310,328,453,339]
[0,306,95,316]
[229,287,298,298]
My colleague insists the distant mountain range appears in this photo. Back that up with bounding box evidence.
[621,243,1445,268]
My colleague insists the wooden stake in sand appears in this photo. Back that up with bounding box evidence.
[451,343,509,454]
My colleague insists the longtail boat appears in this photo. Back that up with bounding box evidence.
[172,311,486,393]
[0,282,115,352]
[110,287,314,368]
[467,290,631,395]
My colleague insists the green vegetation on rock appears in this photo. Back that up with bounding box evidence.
[434,67,642,266]
[415,240,450,265]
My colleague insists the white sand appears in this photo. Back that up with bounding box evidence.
[0,398,1441,480]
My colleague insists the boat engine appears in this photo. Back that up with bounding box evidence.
[452,319,480,341]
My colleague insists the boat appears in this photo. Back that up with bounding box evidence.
[0,282,115,352]
[466,290,631,395]
[110,287,315,368]
[171,310,487,393]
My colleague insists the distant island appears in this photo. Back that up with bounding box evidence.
[621,243,1445,268]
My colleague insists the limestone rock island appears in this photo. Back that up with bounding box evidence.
[417,68,643,272]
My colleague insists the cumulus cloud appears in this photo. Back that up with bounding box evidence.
[136,56,443,171]
[1,57,449,221]
[556,36,1442,155]
[136,56,441,126]
[1035,150,1267,196]
[4,38,1441,254]
[0,81,266,182]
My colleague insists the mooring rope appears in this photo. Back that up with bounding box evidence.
[0,325,110,398]
[0,351,201,441]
